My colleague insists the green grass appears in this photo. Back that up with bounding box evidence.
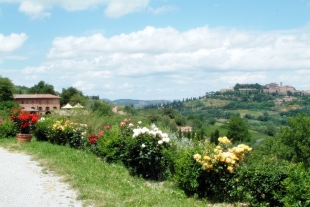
[0,138,215,207]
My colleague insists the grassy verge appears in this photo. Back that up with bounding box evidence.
[0,138,213,207]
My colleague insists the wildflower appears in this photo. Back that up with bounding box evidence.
[227,166,234,173]
[158,140,163,145]
[105,125,111,130]
[98,130,104,137]
[218,136,231,144]
[162,137,170,143]
[193,154,201,160]
[138,121,142,125]
[89,135,99,144]
[120,122,125,127]
[141,144,146,148]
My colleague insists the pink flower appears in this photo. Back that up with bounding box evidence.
[120,122,125,127]
[98,130,104,137]
[105,125,111,130]
[123,119,128,123]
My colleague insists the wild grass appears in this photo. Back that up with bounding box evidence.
[0,138,213,207]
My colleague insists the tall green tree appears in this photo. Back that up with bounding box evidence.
[29,81,57,95]
[277,114,310,168]
[61,87,84,106]
[227,115,251,142]
[0,76,14,101]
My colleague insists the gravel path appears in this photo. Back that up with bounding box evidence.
[0,148,83,207]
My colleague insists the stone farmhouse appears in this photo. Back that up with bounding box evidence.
[13,94,61,114]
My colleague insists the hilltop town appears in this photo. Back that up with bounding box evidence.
[221,82,310,95]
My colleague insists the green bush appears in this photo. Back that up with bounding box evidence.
[40,119,87,149]
[174,145,208,197]
[236,153,290,206]
[33,117,55,141]
[174,139,250,202]
[97,125,125,162]
[0,118,16,138]
[280,163,310,207]
[123,123,176,181]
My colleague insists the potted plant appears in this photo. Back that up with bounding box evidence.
[10,108,40,142]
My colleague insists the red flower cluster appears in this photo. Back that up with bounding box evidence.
[10,108,40,134]
[88,125,110,144]
[89,135,99,144]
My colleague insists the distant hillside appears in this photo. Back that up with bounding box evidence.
[102,99,171,108]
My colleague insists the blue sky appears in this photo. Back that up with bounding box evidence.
[0,0,309,100]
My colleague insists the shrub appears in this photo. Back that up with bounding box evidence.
[236,153,290,206]
[97,125,124,161]
[47,119,88,149]
[280,163,310,207]
[194,137,251,202]
[174,144,209,197]
[123,122,176,181]
[33,117,55,141]
[175,137,251,202]
[0,118,16,138]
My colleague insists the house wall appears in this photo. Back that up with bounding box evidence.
[14,95,61,114]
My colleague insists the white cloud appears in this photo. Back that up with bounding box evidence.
[15,25,310,99]
[0,0,151,18]
[0,33,28,53]
[46,26,310,73]
[148,5,178,14]
[104,0,149,18]
[18,2,50,19]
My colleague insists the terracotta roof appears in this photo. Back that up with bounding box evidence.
[13,94,61,99]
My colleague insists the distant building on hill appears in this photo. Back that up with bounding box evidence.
[220,88,234,92]
[264,82,296,94]
[178,126,193,132]
[13,94,61,114]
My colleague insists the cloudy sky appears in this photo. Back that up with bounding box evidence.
[0,0,309,100]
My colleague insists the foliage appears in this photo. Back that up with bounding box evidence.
[210,129,219,145]
[0,118,16,138]
[89,100,113,116]
[277,114,310,168]
[46,119,88,149]
[192,137,252,202]
[10,108,40,134]
[279,163,310,207]
[174,144,208,197]
[0,76,14,101]
[33,117,55,141]
[227,115,251,143]
[236,153,290,206]
[69,93,86,106]
[124,104,138,115]
[207,118,217,125]
[60,87,84,106]
[123,121,175,181]
[28,80,57,95]
[97,124,124,161]
[0,101,20,117]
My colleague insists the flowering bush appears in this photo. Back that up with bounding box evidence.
[10,108,40,134]
[97,124,124,161]
[193,137,252,174]
[191,137,251,201]
[123,122,175,180]
[47,119,88,148]
[175,137,252,202]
